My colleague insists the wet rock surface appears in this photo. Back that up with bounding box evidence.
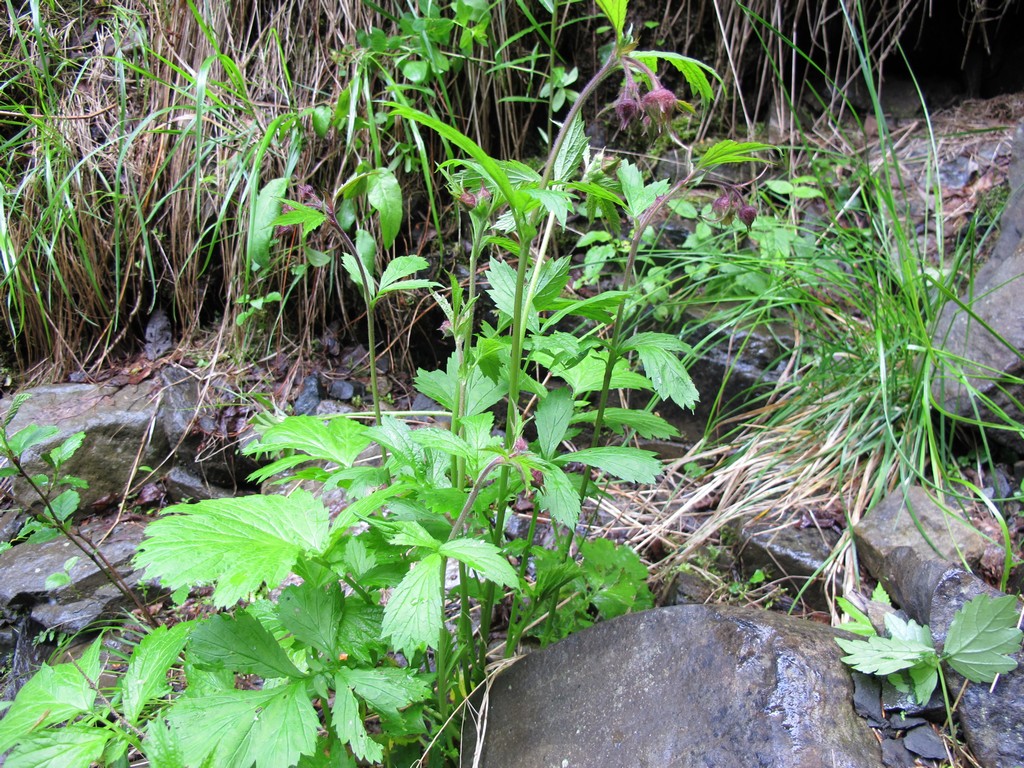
[854,484,989,579]
[0,519,150,634]
[856,501,1024,768]
[5,383,169,513]
[461,604,884,768]
[932,118,1024,451]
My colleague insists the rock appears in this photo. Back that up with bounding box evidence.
[854,484,988,579]
[932,118,1024,452]
[461,604,883,768]
[0,519,151,634]
[293,374,324,415]
[5,384,170,514]
[158,365,260,492]
[857,540,1024,768]
[735,516,842,610]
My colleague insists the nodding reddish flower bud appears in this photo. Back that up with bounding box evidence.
[615,93,642,130]
[738,204,758,229]
[712,194,732,218]
[297,184,325,211]
[459,184,491,211]
[641,87,678,127]
[512,436,528,455]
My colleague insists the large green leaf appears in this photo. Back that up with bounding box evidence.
[135,491,329,608]
[120,622,194,725]
[247,177,289,272]
[335,667,431,718]
[627,333,699,410]
[835,634,936,676]
[367,170,402,248]
[944,594,1022,682]
[536,463,582,529]
[594,0,627,40]
[438,539,518,587]
[277,580,345,657]
[331,684,381,763]
[189,611,303,679]
[5,726,111,768]
[378,255,435,296]
[562,446,662,484]
[166,683,318,768]
[535,387,574,459]
[0,639,101,753]
[382,553,443,655]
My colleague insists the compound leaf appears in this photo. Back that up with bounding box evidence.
[135,491,329,608]
[944,594,1023,682]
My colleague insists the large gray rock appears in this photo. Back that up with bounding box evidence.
[461,604,883,768]
[4,384,170,514]
[0,519,150,634]
[932,118,1024,451]
[854,484,988,579]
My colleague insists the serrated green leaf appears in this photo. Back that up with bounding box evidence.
[617,162,670,219]
[836,597,876,637]
[553,114,588,182]
[439,538,518,587]
[382,553,443,655]
[135,491,329,608]
[630,337,699,410]
[594,0,627,39]
[379,255,429,295]
[415,354,505,417]
[271,203,326,230]
[573,407,679,440]
[143,718,186,768]
[388,520,441,551]
[536,463,581,529]
[120,622,193,725]
[189,611,303,679]
[337,600,385,664]
[944,594,1023,682]
[277,580,345,657]
[43,431,84,469]
[331,683,381,763]
[632,51,717,103]
[884,612,932,647]
[409,427,475,462]
[245,415,371,480]
[335,667,431,717]
[524,188,573,227]
[5,423,59,458]
[535,387,574,459]
[835,634,937,676]
[367,170,402,248]
[563,446,662,484]
[248,177,289,272]
[907,663,939,705]
[166,682,318,768]
[5,725,111,768]
[2,391,31,430]
[0,640,101,753]
[50,488,79,522]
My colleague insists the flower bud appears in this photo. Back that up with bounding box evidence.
[738,204,758,229]
[712,194,732,217]
[641,87,677,127]
[297,184,324,211]
[614,93,642,130]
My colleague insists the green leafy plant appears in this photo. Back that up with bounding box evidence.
[2,1,776,764]
[837,593,1023,739]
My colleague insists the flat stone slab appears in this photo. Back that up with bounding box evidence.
[462,604,883,768]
